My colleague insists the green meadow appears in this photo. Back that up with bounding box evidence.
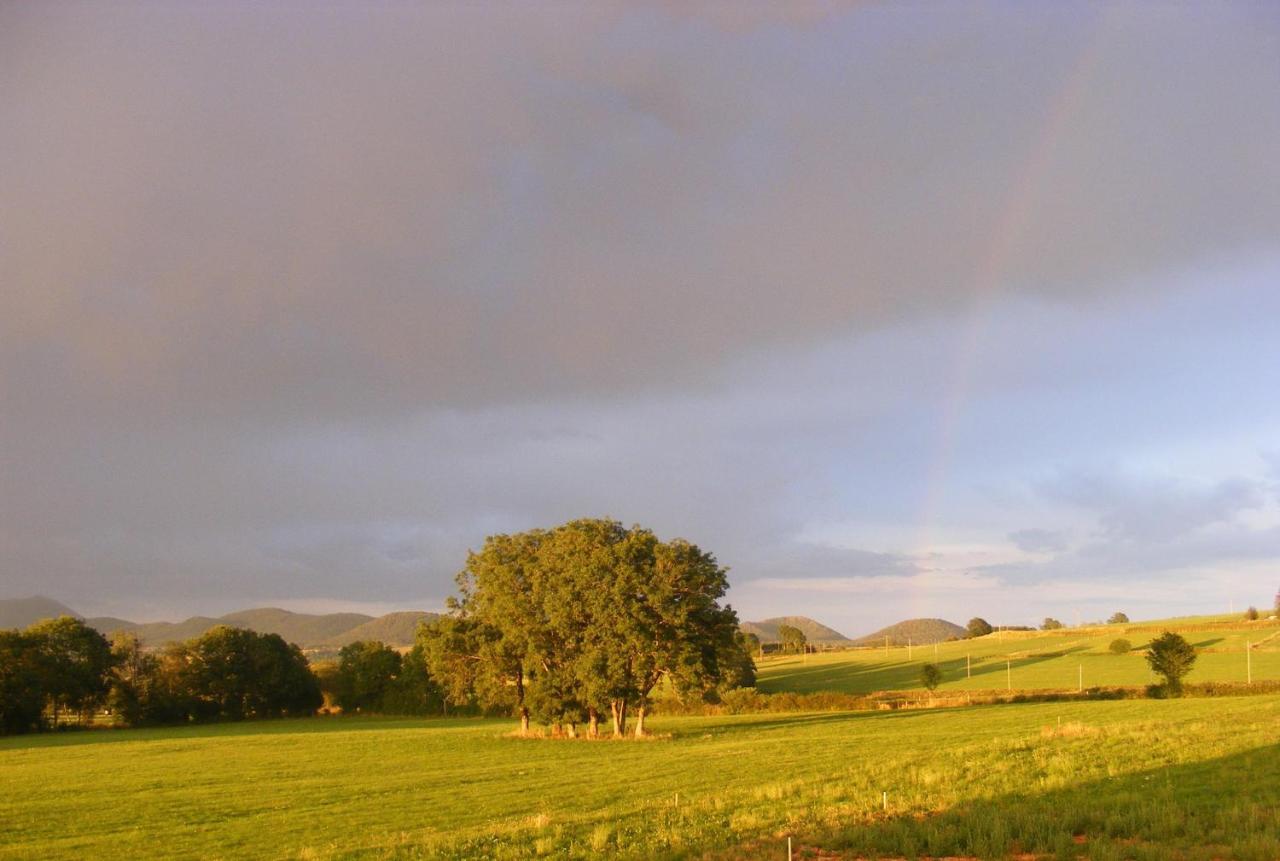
[757,616,1280,696]
[4,695,1280,860]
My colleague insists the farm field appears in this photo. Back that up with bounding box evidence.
[3,696,1280,860]
[757,615,1280,695]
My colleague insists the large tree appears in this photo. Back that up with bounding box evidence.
[332,640,402,713]
[27,616,114,725]
[421,518,751,738]
[0,630,47,735]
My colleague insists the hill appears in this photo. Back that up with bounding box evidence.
[0,596,81,629]
[323,611,438,647]
[852,617,967,646]
[219,608,375,645]
[2,598,434,648]
[741,616,850,643]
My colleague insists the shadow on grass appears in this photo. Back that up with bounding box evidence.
[760,648,1092,695]
[791,743,1280,860]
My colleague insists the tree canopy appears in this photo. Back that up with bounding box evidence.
[777,624,807,654]
[420,518,752,738]
[1145,631,1197,695]
[966,618,993,638]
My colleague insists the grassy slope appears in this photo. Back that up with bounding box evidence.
[2,697,1279,860]
[758,615,1280,695]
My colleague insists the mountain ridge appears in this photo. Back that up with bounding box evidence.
[0,596,436,649]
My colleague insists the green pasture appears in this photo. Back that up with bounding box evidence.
[758,617,1280,695]
[4,695,1280,859]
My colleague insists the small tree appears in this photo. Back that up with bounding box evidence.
[966,618,993,638]
[1145,631,1197,695]
[920,663,942,692]
[1109,638,1131,655]
[1245,606,1259,621]
[777,624,807,655]
[1108,612,1129,624]
[1041,618,1064,630]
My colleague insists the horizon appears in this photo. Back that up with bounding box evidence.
[4,3,1280,636]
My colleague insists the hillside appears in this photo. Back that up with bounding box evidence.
[323,611,438,647]
[0,597,434,648]
[852,617,967,646]
[741,616,850,643]
[0,596,81,629]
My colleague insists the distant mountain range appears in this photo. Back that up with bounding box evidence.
[851,617,967,646]
[740,616,851,643]
[4,596,919,652]
[0,596,436,649]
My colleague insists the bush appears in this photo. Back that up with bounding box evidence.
[966,618,993,638]
[1041,618,1064,630]
[1245,606,1259,621]
[1109,638,1131,655]
[920,663,942,691]
[1145,631,1197,696]
[1108,612,1129,624]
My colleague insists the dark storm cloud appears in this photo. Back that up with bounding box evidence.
[2,2,1280,618]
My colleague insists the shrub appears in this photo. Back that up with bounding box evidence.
[1108,612,1129,624]
[966,618,993,638]
[920,663,942,691]
[1145,631,1197,696]
[1245,606,1259,621]
[1109,638,1131,655]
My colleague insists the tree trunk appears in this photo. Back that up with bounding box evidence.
[587,708,599,738]
[611,699,627,737]
[634,704,647,739]
[519,707,530,735]
[567,722,577,739]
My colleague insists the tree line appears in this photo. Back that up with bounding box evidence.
[415,518,755,738]
[1,616,322,734]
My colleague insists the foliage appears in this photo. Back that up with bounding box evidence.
[776,623,807,654]
[919,663,942,691]
[331,641,402,713]
[0,630,47,734]
[420,518,751,737]
[1245,606,1259,621]
[1145,631,1197,695]
[1108,611,1130,624]
[966,617,993,638]
[25,616,114,723]
[1109,638,1132,655]
[1041,617,1064,630]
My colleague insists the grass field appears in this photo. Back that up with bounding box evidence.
[4,695,1280,860]
[757,615,1280,695]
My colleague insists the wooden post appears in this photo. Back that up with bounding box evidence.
[967,653,971,679]
[1006,659,1011,691]
[908,638,912,660]
[1078,664,1083,692]
[1247,641,1252,684]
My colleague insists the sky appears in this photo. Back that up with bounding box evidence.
[3,2,1280,635]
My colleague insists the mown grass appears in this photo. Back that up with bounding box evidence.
[758,616,1280,695]
[3,696,1279,859]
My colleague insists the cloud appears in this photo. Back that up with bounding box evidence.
[1008,529,1069,554]
[3,4,1280,623]
[3,3,1278,424]
[1040,472,1265,543]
